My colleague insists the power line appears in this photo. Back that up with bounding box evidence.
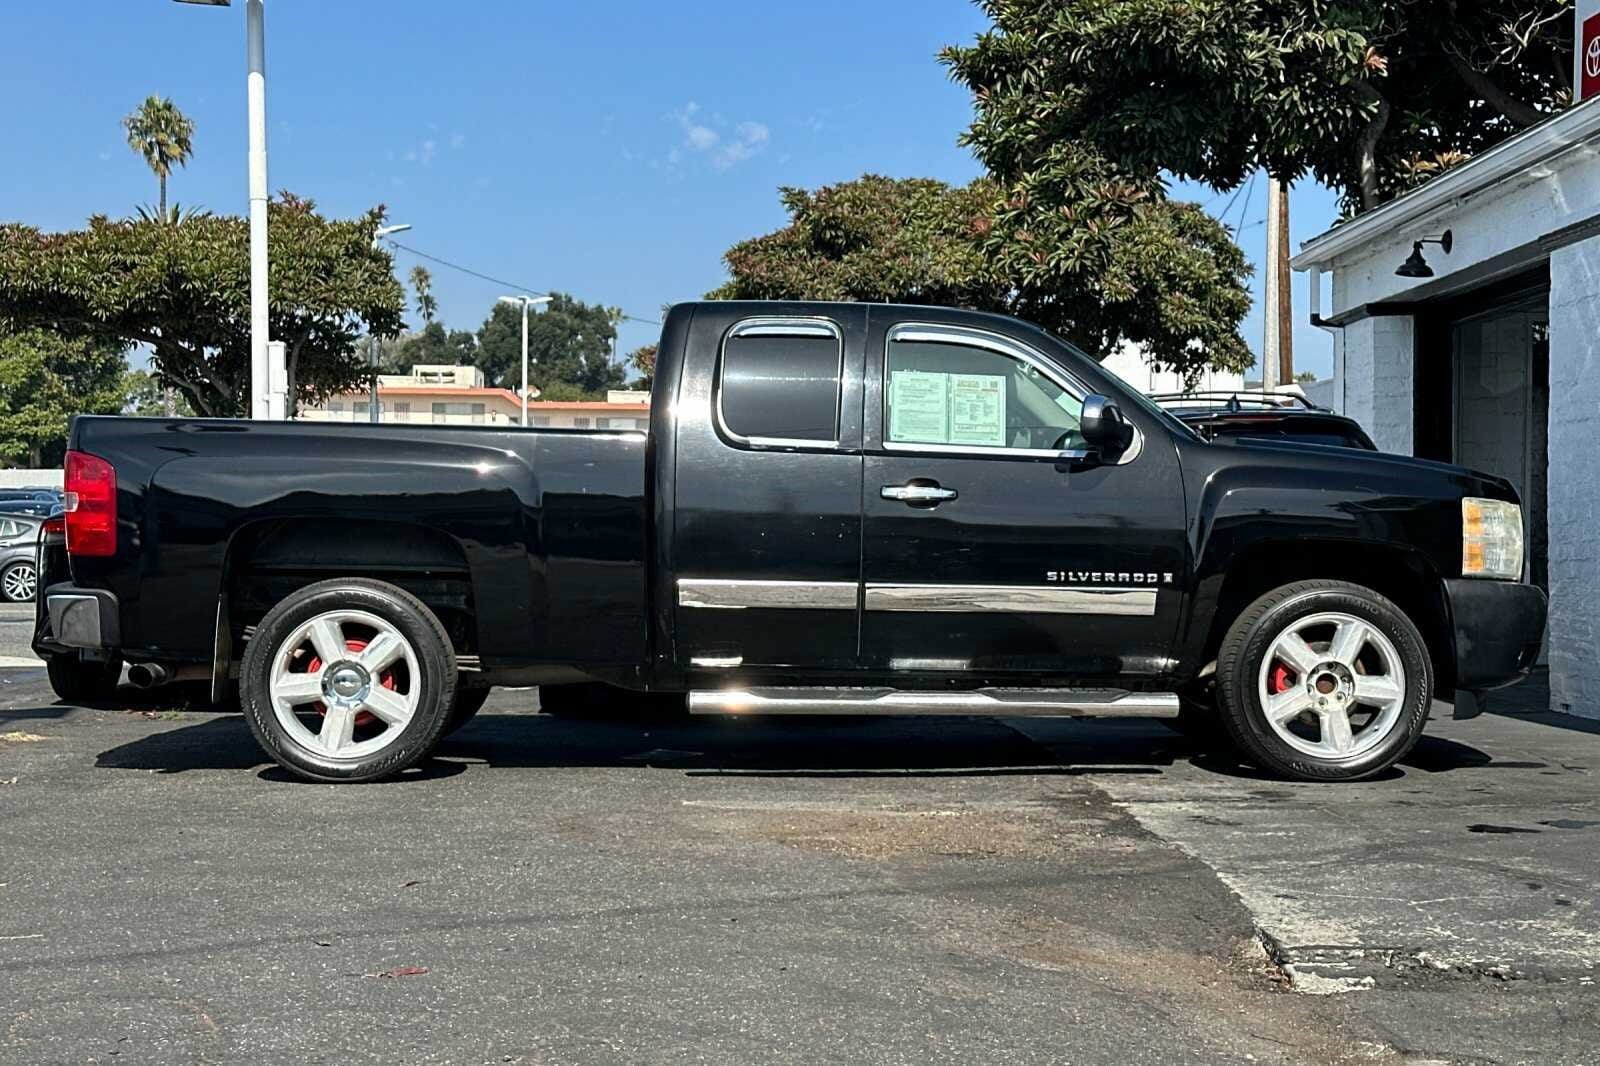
[1229,172,1260,236]
[382,239,663,327]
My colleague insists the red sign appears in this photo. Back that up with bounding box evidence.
[1584,12,1600,102]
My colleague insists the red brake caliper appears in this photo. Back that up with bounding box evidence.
[1268,661,1295,696]
[306,637,397,729]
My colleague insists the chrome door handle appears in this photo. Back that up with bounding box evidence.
[881,483,958,504]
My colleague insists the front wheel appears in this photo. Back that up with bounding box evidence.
[241,578,457,783]
[1216,580,1432,782]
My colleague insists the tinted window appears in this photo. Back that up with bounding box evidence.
[719,321,842,443]
[886,333,1083,451]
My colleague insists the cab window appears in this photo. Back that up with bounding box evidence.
[885,330,1083,452]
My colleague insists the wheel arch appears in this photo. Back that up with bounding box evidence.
[1188,538,1455,694]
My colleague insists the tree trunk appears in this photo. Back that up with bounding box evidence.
[1353,83,1392,212]
[1443,50,1543,128]
[159,174,167,219]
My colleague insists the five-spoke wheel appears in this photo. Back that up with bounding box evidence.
[242,579,456,782]
[1217,580,1431,782]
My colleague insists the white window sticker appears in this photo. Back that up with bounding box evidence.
[888,370,950,443]
[947,373,1007,447]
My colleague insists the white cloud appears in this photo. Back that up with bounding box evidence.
[665,104,769,170]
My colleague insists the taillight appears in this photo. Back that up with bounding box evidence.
[42,516,65,536]
[63,450,117,557]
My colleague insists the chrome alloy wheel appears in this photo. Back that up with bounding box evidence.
[1256,611,1406,761]
[2,562,36,602]
[269,609,421,761]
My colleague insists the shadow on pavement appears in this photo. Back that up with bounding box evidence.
[90,706,1493,783]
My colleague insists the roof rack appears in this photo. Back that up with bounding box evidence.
[1147,390,1327,413]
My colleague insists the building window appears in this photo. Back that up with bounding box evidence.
[471,403,485,424]
[328,402,343,414]
[533,416,551,427]
[595,417,611,429]
[573,417,591,429]
[718,318,842,444]
[432,402,447,424]
[354,402,370,418]
[884,325,1083,452]
[393,402,410,417]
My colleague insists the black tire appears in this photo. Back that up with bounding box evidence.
[45,651,123,703]
[1,560,36,603]
[443,686,491,736]
[1160,691,1223,743]
[1216,580,1432,782]
[538,682,686,720]
[240,578,457,783]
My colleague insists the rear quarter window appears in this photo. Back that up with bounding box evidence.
[717,319,843,445]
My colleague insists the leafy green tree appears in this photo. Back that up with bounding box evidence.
[0,330,126,467]
[392,321,477,372]
[122,367,194,417]
[123,95,196,218]
[713,175,1252,386]
[475,293,626,399]
[0,195,406,417]
[627,344,658,391]
[942,1,1572,215]
[409,265,437,325]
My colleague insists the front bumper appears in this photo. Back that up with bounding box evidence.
[34,583,120,655]
[1443,578,1546,693]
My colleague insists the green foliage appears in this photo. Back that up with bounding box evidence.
[389,321,478,372]
[474,293,626,399]
[0,195,407,417]
[942,1,1572,215]
[627,344,657,391]
[0,329,126,467]
[122,367,195,417]
[123,95,195,217]
[533,382,598,403]
[712,175,1252,385]
[409,266,437,325]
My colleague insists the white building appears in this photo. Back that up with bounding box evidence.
[1291,97,1600,718]
[1098,340,1246,396]
[298,364,651,431]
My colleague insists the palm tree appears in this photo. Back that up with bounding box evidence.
[409,266,438,325]
[123,96,195,217]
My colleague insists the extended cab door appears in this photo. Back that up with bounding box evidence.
[669,305,866,673]
[859,311,1187,681]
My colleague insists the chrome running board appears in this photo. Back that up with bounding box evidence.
[688,687,1179,719]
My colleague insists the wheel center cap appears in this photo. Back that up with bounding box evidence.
[325,661,370,701]
[1308,662,1355,707]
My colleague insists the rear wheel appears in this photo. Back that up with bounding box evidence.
[45,651,123,704]
[241,579,456,783]
[2,561,37,602]
[1216,580,1431,782]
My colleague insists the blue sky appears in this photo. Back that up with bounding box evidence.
[0,0,1341,379]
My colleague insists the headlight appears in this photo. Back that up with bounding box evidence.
[1462,497,1523,580]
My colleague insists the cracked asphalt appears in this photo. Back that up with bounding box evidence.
[0,668,1596,1065]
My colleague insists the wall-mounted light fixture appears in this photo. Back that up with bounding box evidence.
[1396,229,1453,278]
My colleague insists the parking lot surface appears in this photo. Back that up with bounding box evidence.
[1,673,1595,1065]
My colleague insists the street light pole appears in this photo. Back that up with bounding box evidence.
[172,0,272,418]
[370,224,412,423]
[498,295,553,426]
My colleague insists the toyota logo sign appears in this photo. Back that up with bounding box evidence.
[1584,11,1600,101]
[1589,35,1600,80]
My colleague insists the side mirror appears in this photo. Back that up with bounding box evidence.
[1079,394,1135,454]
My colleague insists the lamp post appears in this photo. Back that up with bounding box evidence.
[498,295,553,426]
[172,0,272,418]
[370,224,412,422]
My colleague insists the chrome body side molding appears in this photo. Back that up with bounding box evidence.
[678,579,858,611]
[864,584,1157,617]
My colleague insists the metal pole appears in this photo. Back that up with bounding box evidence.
[520,298,530,427]
[1275,180,1294,386]
[246,0,270,419]
[370,335,380,422]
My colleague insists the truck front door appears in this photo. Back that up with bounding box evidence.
[859,315,1187,682]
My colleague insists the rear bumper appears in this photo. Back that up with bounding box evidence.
[1444,578,1546,694]
[34,583,120,654]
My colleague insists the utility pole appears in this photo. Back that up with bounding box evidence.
[1262,177,1294,389]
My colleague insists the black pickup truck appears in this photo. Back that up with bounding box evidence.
[37,302,1546,783]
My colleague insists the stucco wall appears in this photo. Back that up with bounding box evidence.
[1546,235,1600,718]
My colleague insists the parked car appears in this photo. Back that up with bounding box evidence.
[1151,392,1378,450]
[0,513,42,602]
[34,302,1546,784]
[0,499,61,519]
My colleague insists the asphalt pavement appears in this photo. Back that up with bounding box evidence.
[0,603,39,666]
[0,673,1595,1065]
